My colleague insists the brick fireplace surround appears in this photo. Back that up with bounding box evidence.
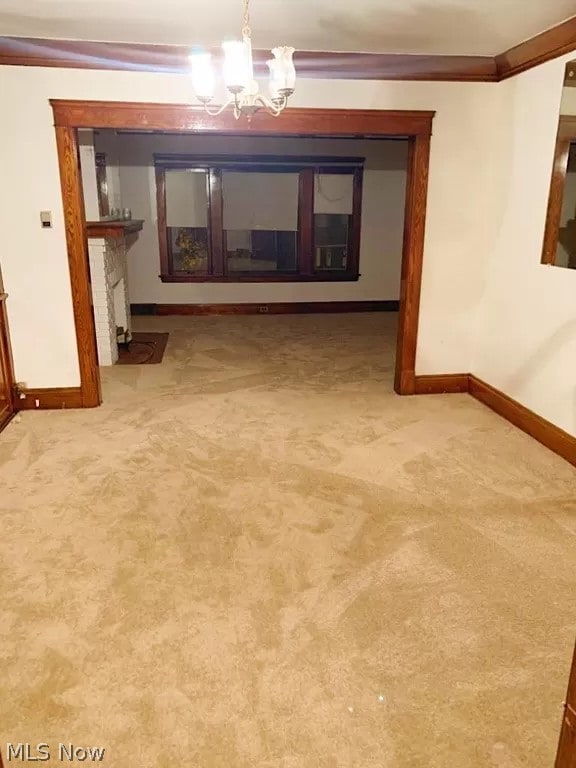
[88,237,131,366]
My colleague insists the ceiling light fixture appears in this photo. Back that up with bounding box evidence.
[189,0,296,119]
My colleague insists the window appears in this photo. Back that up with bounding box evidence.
[155,155,363,282]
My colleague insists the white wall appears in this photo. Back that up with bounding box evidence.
[106,133,408,304]
[473,55,576,435]
[0,66,501,387]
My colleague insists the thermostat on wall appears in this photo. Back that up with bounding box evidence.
[40,211,52,228]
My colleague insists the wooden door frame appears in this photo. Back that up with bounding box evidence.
[555,640,576,767]
[50,100,434,407]
[0,293,16,431]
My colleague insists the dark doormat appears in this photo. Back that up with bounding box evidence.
[117,332,169,365]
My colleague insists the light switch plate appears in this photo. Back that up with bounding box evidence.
[40,211,52,228]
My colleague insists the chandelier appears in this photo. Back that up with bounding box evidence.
[189,0,296,119]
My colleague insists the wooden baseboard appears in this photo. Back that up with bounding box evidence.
[131,300,399,316]
[130,303,157,315]
[413,374,576,467]
[0,409,16,433]
[469,375,576,467]
[16,387,84,410]
[414,373,470,394]
[10,375,576,468]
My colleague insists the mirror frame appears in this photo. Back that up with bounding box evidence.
[541,116,576,265]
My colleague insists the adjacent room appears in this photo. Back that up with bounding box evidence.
[78,128,408,395]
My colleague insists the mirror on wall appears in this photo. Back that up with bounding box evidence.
[542,60,576,269]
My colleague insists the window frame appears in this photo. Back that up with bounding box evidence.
[155,154,364,283]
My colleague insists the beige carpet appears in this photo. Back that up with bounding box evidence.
[1,313,575,767]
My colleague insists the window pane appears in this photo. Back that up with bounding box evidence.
[223,171,298,272]
[169,227,209,273]
[314,174,354,272]
[165,169,209,273]
[557,142,576,269]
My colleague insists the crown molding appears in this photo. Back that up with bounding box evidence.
[0,36,497,81]
[0,15,575,84]
[496,15,576,79]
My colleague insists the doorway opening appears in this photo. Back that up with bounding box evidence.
[51,102,433,407]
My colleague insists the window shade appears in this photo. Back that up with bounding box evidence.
[314,174,354,215]
[165,170,208,227]
[223,172,299,231]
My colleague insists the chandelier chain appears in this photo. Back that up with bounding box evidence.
[242,0,251,39]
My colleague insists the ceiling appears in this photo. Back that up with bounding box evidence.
[0,0,575,56]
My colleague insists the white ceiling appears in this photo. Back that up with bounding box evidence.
[0,0,575,56]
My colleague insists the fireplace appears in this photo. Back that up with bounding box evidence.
[88,236,132,366]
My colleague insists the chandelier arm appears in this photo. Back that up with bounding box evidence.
[254,93,288,116]
[201,98,235,117]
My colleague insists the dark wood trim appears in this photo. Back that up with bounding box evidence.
[0,290,16,431]
[395,133,431,395]
[155,167,169,278]
[542,117,576,265]
[556,641,576,768]
[542,136,571,265]
[132,300,400,315]
[16,387,84,410]
[0,411,15,433]
[0,37,497,81]
[51,101,434,402]
[497,17,576,80]
[346,167,364,279]
[50,101,435,137]
[154,153,365,169]
[469,375,576,467]
[86,219,144,238]
[131,303,157,315]
[54,126,101,408]
[299,168,315,277]
[159,272,360,283]
[9,24,576,83]
[414,373,470,394]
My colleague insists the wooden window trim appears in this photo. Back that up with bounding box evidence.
[156,155,363,283]
[154,153,365,169]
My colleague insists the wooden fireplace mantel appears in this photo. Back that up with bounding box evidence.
[86,219,144,238]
